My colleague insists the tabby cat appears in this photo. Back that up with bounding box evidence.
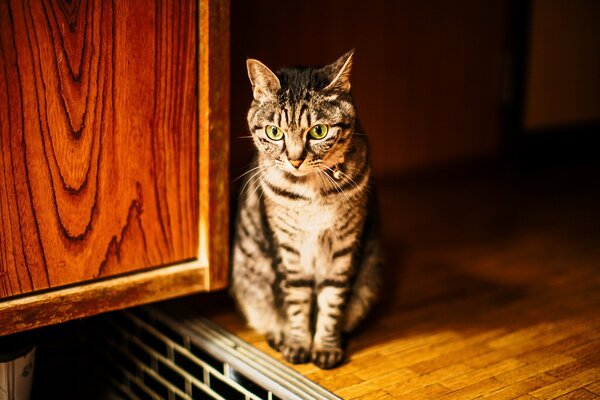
[231,51,382,369]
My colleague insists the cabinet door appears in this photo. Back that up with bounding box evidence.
[0,0,228,334]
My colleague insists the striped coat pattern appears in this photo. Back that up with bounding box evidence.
[231,51,382,369]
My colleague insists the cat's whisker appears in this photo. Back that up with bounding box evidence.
[328,166,365,194]
[313,169,329,199]
[240,164,270,197]
[314,161,336,185]
[315,170,336,206]
[242,176,263,208]
[314,164,334,189]
[233,164,266,183]
[319,170,349,207]
[239,172,260,197]
[318,168,354,208]
[250,165,278,204]
[319,161,364,194]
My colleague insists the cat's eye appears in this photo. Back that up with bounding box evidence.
[309,124,329,140]
[265,125,284,141]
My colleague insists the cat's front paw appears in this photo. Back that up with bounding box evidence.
[281,343,311,364]
[266,332,283,351]
[311,347,344,369]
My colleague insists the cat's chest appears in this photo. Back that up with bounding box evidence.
[284,201,337,234]
[289,205,336,273]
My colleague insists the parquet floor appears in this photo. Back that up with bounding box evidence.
[189,163,600,399]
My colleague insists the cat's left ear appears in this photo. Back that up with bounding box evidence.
[323,49,354,93]
[247,59,281,101]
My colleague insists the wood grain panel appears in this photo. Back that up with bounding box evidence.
[0,0,198,298]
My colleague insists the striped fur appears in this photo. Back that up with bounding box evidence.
[231,51,383,369]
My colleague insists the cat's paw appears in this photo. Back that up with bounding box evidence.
[281,343,311,364]
[266,332,283,351]
[311,347,344,369]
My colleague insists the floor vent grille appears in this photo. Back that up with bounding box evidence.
[98,307,340,400]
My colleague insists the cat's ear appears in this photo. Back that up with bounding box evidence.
[323,49,354,93]
[247,59,281,101]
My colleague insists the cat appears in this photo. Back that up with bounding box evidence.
[231,50,382,369]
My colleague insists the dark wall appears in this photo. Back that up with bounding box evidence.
[524,0,600,130]
[230,1,510,178]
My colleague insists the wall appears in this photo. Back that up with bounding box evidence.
[230,1,509,177]
[524,0,600,130]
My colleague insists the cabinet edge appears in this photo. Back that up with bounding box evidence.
[0,261,209,336]
[199,0,231,291]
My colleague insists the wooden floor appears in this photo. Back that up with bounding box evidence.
[183,162,600,399]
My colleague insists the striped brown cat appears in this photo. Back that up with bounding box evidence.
[231,51,383,369]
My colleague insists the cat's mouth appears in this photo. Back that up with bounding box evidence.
[280,164,314,177]
[273,160,317,177]
[276,157,344,177]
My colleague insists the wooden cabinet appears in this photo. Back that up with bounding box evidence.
[0,0,229,335]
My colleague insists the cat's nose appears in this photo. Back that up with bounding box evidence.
[289,159,304,169]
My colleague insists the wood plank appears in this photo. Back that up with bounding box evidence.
[408,337,495,374]
[335,368,417,399]
[546,341,600,380]
[496,354,575,384]
[0,0,198,296]
[373,331,461,357]
[382,363,475,397]
[554,388,599,400]
[479,374,558,400]
[0,261,208,335]
[434,377,506,399]
[353,389,397,400]
[516,330,600,365]
[395,384,452,400]
[311,373,364,392]
[442,358,524,390]
[586,381,600,395]
[530,367,600,400]
[466,327,598,370]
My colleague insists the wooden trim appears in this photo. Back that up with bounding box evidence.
[199,0,230,290]
[0,262,208,336]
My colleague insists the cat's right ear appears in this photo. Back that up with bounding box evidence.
[247,59,281,101]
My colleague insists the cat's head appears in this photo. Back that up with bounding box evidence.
[246,50,356,177]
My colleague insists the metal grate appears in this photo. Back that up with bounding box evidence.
[98,308,340,400]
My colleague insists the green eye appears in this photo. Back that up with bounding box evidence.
[309,124,329,140]
[265,125,284,140]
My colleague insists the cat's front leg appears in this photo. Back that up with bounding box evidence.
[312,255,353,369]
[280,273,314,364]
[312,283,349,368]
